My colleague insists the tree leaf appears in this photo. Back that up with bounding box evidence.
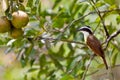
[104,0,115,5]
[27,0,33,7]
[39,54,46,69]
[28,68,38,72]
[61,74,74,80]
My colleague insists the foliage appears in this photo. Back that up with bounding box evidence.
[1,0,120,80]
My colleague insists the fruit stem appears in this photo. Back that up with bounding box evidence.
[9,0,13,13]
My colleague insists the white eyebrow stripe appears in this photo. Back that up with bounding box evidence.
[80,27,91,30]
[80,26,93,33]
[81,26,91,29]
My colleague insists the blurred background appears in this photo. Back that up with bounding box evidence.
[0,0,120,80]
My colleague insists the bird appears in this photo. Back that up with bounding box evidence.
[77,26,108,69]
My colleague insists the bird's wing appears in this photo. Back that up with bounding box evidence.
[86,35,108,69]
[86,35,104,57]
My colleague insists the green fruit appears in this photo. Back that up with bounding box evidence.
[0,16,11,33]
[11,10,29,28]
[10,28,23,38]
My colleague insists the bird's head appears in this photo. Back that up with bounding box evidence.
[77,26,93,41]
[77,26,93,34]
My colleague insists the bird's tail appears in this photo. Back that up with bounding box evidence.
[102,57,108,69]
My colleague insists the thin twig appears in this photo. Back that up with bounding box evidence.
[67,58,83,74]
[99,8,120,13]
[62,12,93,33]
[90,0,109,38]
[34,8,120,48]
[67,55,90,74]
[93,22,100,34]
[103,29,120,50]
[81,54,95,80]
[10,0,13,13]
[36,37,86,45]
[58,7,120,40]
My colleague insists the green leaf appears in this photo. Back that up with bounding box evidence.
[0,39,4,45]
[20,55,27,67]
[116,16,120,24]
[31,6,37,15]
[24,43,34,56]
[70,0,77,12]
[97,63,105,69]
[27,0,33,7]
[39,54,46,69]
[67,58,77,71]
[30,59,35,67]
[104,0,115,5]
[52,18,65,28]
[72,4,82,17]
[37,2,41,16]
[24,74,27,80]
[81,4,89,14]
[95,1,106,8]
[28,68,38,72]
[35,0,39,5]
[25,28,39,37]
[49,52,63,70]
[31,77,36,80]
[37,69,47,77]
[106,24,115,34]
[61,74,74,80]
[53,0,62,9]
[57,44,65,57]
[111,52,118,67]
[46,70,55,77]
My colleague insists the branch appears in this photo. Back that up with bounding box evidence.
[35,37,86,45]
[56,8,120,39]
[90,0,109,38]
[104,29,120,49]
[35,8,120,47]
[81,54,95,80]
[60,12,93,34]
[67,54,90,74]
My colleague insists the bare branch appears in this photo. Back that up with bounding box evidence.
[82,54,95,80]
[106,29,120,43]
[35,8,120,47]
[56,8,120,39]
[90,0,109,38]
[61,12,93,33]
[36,37,86,45]
[104,29,120,49]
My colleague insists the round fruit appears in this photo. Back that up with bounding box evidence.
[0,16,11,33]
[10,28,23,39]
[11,10,29,28]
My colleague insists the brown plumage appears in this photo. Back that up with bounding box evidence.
[87,34,108,69]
